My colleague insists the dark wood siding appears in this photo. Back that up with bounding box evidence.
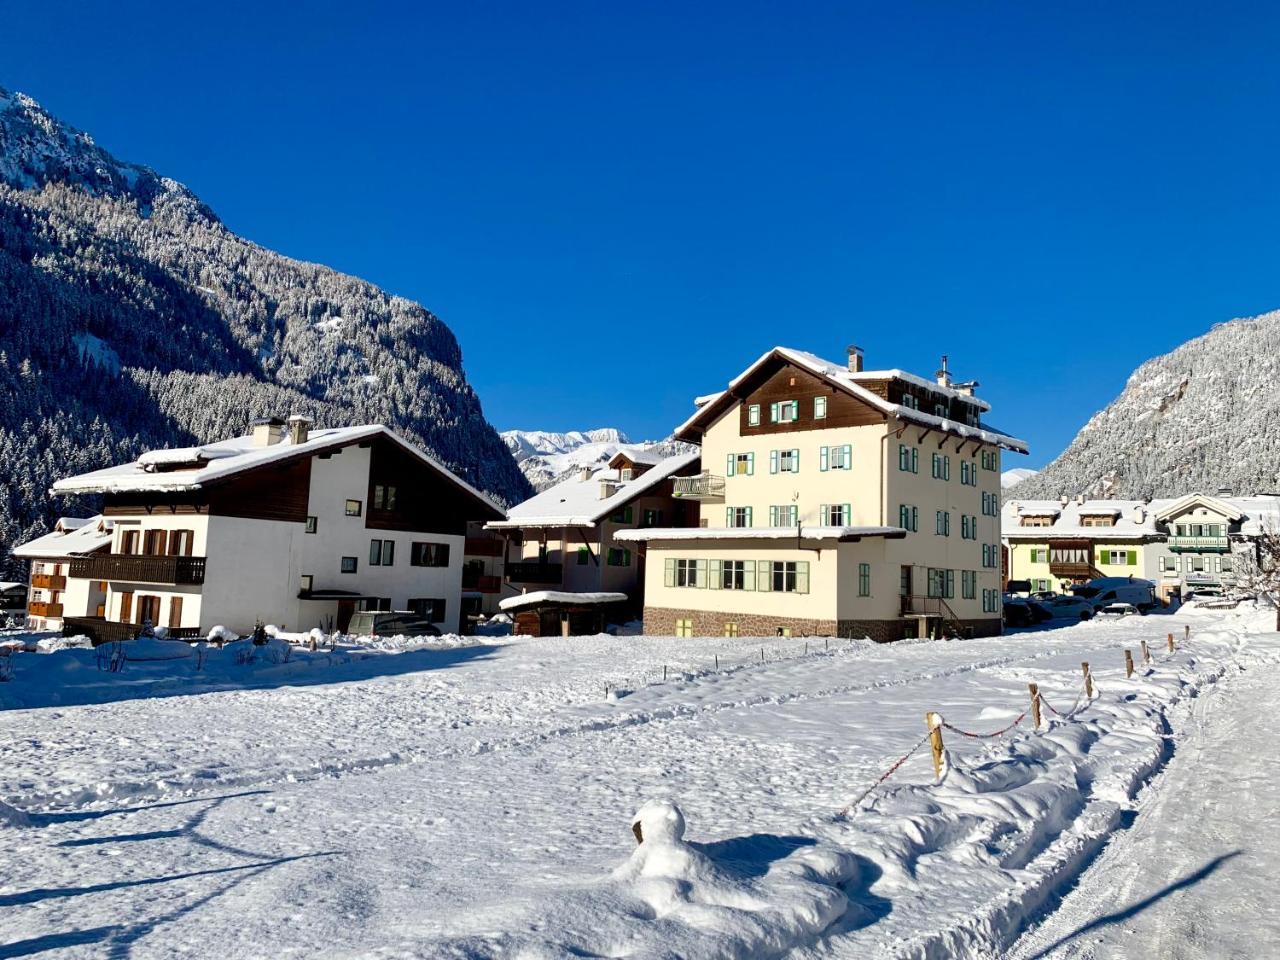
[104,492,209,516]
[738,362,883,436]
[206,457,312,522]
[365,435,501,535]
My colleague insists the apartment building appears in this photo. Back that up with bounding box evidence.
[40,416,504,641]
[12,516,114,631]
[617,346,1027,640]
[486,447,700,619]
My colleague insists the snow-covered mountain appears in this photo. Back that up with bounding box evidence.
[1011,309,1280,500]
[0,86,531,577]
[1001,468,1038,489]
[502,428,696,491]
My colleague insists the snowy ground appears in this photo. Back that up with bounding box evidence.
[0,607,1275,958]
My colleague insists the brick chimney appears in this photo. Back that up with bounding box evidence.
[846,344,864,373]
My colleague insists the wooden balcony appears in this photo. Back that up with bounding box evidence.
[673,473,726,502]
[28,600,63,618]
[506,562,563,584]
[1049,561,1099,579]
[32,573,66,590]
[464,536,505,557]
[69,555,207,585]
[61,617,202,646]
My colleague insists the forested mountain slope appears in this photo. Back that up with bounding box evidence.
[1012,309,1280,500]
[0,86,530,577]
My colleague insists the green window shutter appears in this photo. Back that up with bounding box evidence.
[1128,549,1137,565]
[912,448,919,472]
[769,505,777,526]
[844,503,852,526]
[743,561,756,591]
[695,559,707,588]
[758,561,773,592]
[726,506,733,526]
[1098,549,1107,566]
[820,446,829,471]
[770,402,780,422]
[745,507,753,527]
[746,453,755,475]
[770,450,779,474]
[819,504,829,525]
[842,444,852,467]
[708,560,722,589]
[792,448,800,470]
[796,561,809,594]
[664,558,675,587]
[726,453,734,476]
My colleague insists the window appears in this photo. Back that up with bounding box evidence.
[771,448,800,473]
[898,443,916,472]
[305,516,318,534]
[961,515,977,540]
[898,504,919,532]
[408,598,447,623]
[858,562,871,597]
[727,453,755,476]
[726,506,753,528]
[369,539,395,566]
[931,453,951,481]
[770,400,799,423]
[982,544,1000,569]
[642,508,662,527]
[620,468,634,481]
[723,622,740,638]
[167,596,184,629]
[1191,556,1205,572]
[118,591,134,623]
[372,485,398,511]
[814,396,828,419]
[301,574,314,592]
[982,492,999,517]
[981,449,998,470]
[1030,548,1049,563]
[960,461,978,486]
[934,402,948,418]
[137,595,161,626]
[926,568,955,599]
[982,588,999,613]
[747,404,761,426]
[607,547,631,567]
[935,510,951,537]
[340,556,358,574]
[820,444,853,471]
[610,505,634,524]
[760,560,808,594]
[577,546,590,566]
[1104,549,1135,566]
[777,626,793,638]
[345,499,362,517]
[410,542,451,567]
[360,597,392,612]
[675,618,694,638]
[1221,556,1234,573]
[167,529,195,556]
[902,394,919,410]
[769,504,799,527]
[370,539,383,565]
[142,529,167,556]
[820,503,851,526]
[670,558,703,587]
[962,570,976,600]
[713,560,754,591]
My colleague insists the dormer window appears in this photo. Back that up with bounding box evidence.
[620,468,634,481]
[1020,516,1052,527]
[1081,516,1115,527]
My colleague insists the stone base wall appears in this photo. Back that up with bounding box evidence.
[642,606,1002,643]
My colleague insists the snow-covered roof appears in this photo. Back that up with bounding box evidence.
[615,525,908,543]
[1002,499,1156,540]
[847,368,992,412]
[1152,493,1246,524]
[49,425,504,516]
[498,591,628,611]
[12,515,114,559]
[675,347,1027,453]
[610,446,664,467]
[488,452,700,529]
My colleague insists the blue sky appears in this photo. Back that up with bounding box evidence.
[4,1,1280,467]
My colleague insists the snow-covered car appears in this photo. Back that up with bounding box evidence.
[1097,602,1138,616]
[1045,596,1095,621]
[346,612,442,639]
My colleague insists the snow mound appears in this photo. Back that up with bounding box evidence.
[0,798,30,828]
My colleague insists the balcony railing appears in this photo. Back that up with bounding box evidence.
[1167,535,1230,553]
[61,616,202,646]
[28,601,63,618]
[462,572,503,593]
[1049,561,1099,579]
[69,555,207,585]
[673,473,726,502]
[32,573,66,590]
[506,562,563,584]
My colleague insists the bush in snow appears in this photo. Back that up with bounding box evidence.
[206,625,237,645]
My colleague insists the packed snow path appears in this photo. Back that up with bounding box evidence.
[1007,639,1280,960]
[0,608,1273,957]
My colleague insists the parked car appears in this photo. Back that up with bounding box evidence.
[345,611,441,638]
[1098,601,1138,616]
[1045,596,1096,621]
[1029,591,1058,602]
[1003,599,1036,627]
[1071,577,1157,613]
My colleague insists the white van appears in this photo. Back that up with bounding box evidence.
[1070,576,1158,613]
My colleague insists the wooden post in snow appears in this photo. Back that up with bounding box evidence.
[926,711,945,781]
[1125,649,1134,678]
[1184,624,1191,642]
[1029,683,1042,730]
[1082,662,1093,699]
[1167,632,1175,653]
[1141,640,1151,664]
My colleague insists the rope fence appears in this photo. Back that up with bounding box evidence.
[837,624,1197,818]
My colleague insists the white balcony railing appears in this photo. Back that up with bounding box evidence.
[672,473,726,501]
